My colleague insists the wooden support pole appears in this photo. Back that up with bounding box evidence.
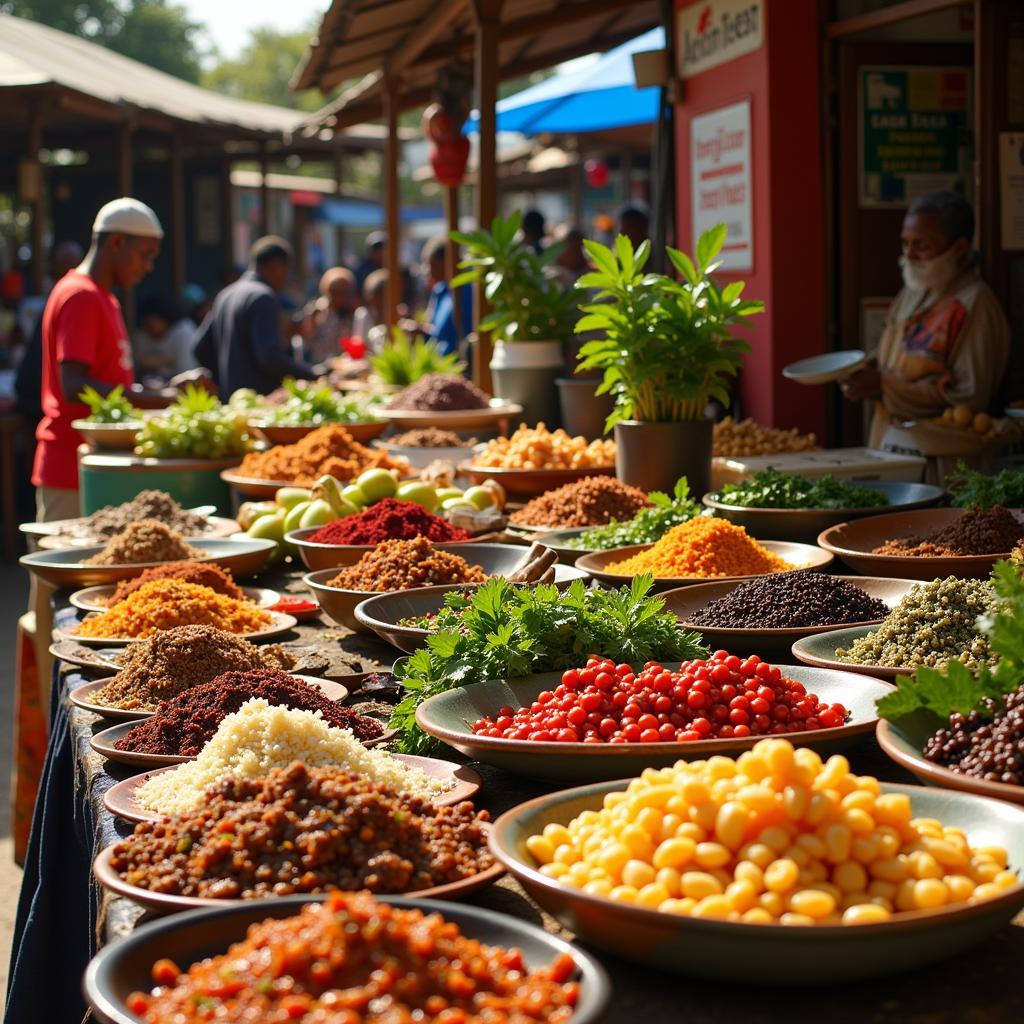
[117,122,133,194]
[444,184,463,339]
[117,123,135,327]
[220,157,235,281]
[27,104,45,294]
[471,0,502,392]
[258,141,270,236]
[383,76,402,329]
[333,149,347,269]
[169,132,186,304]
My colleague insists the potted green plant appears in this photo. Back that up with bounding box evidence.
[451,211,578,425]
[576,226,763,494]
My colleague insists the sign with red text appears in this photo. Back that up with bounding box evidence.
[690,99,753,271]
[678,0,763,78]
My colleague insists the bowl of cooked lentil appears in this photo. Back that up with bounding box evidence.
[415,662,891,782]
[702,481,946,543]
[84,891,611,1024]
[662,574,916,657]
[575,518,833,591]
[488,743,1024,981]
[817,507,1024,580]
[791,577,999,680]
[93,761,502,912]
[19,536,276,587]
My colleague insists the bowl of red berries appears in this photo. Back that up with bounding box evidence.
[415,653,893,782]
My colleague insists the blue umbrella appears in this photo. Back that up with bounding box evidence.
[470,27,663,136]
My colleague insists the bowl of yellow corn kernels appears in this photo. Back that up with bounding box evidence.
[488,737,1024,981]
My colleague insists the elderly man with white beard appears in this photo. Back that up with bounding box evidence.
[840,190,1010,450]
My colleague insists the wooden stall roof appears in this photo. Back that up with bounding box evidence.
[0,13,384,151]
[293,0,659,130]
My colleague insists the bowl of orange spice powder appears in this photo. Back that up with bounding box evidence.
[575,517,833,591]
[64,579,297,646]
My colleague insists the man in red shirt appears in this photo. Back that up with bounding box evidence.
[32,197,164,521]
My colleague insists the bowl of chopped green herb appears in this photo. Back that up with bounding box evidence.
[702,471,945,542]
[73,385,145,450]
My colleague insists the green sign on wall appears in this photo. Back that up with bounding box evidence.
[860,66,971,208]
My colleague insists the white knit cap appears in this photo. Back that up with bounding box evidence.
[92,197,164,239]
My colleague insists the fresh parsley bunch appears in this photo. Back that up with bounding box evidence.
[717,469,889,510]
[390,575,707,754]
[566,477,704,550]
[947,461,1024,509]
[877,561,1024,725]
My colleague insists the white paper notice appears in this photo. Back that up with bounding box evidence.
[690,99,753,271]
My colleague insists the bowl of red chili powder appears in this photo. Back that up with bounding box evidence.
[286,498,474,571]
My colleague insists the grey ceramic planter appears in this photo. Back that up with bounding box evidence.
[614,418,713,495]
[556,378,615,439]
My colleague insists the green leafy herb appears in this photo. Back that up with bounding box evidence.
[575,227,763,430]
[451,211,578,342]
[135,384,253,460]
[370,328,465,386]
[877,561,1024,725]
[78,384,138,424]
[565,477,704,550]
[947,461,1024,509]
[716,469,889,510]
[389,576,707,754]
[263,378,382,426]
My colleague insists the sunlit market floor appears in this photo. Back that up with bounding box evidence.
[0,562,27,1003]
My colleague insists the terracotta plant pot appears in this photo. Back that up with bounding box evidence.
[614,419,713,494]
[556,378,615,439]
[489,339,564,427]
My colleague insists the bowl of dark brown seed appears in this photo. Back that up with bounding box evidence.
[664,572,915,657]
[877,684,1024,806]
[818,506,1024,580]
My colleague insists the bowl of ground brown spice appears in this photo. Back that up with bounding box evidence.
[818,506,1024,580]
[20,536,277,587]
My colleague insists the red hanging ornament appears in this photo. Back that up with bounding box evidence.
[430,134,470,187]
[423,102,455,143]
[585,158,609,189]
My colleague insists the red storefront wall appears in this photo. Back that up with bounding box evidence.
[674,0,827,438]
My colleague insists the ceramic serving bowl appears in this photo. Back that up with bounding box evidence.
[701,482,946,543]
[71,420,143,451]
[383,400,523,432]
[19,537,276,588]
[285,526,476,571]
[661,576,918,659]
[354,567,590,651]
[817,508,1024,580]
[788,623,963,681]
[877,717,1024,807]
[373,439,478,471]
[415,665,892,783]
[250,420,388,445]
[575,540,833,592]
[489,780,1024,981]
[458,463,615,498]
[84,894,611,1024]
[92,827,506,915]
